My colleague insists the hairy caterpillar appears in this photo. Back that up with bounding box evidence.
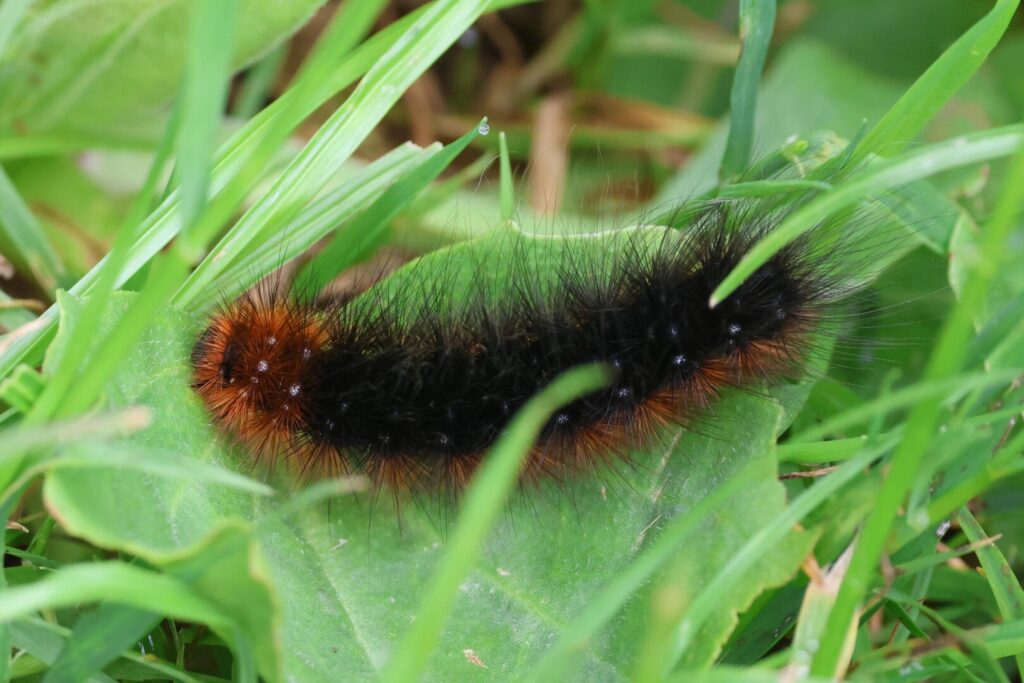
[190,182,897,503]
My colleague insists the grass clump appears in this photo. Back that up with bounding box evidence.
[1,1,1023,681]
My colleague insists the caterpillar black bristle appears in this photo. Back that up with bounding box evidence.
[191,198,860,503]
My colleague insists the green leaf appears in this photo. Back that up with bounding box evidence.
[39,292,374,680]
[530,457,777,681]
[0,407,152,508]
[37,292,270,546]
[39,218,825,679]
[0,0,327,139]
[160,524,281,681]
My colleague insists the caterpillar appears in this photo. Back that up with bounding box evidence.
[190,183,896,505]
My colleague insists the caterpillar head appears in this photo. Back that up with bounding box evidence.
[191,295,327,451]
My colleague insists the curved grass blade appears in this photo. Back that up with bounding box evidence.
[0,563,231,630]
[529,459,761,682]
[850,0,1019,163]
[710,124,1024,307]
[660,443,886,675]
[381,364,611,683]
[174,0,492,305]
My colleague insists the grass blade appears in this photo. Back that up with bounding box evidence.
[720,0,776,179]
[851,0,1019,162]
[43,605,161,683]
[957,508,1024,679]
[710,124,1024,307]
[0,165,70,293]
[174,0,492,305]
[25,0,240,422]
[10,617,199,683]
[298,119,484,289]
[381,364,611,683]
[810,131,1024,678]
[233,44,287,120]
[788,368,1021,443]
[0,562,230,630]
[208,143,432,305]
[176,0,239,250]
[785,545,857,679]
[25,102,180,422]
[529,458,762,682]
[499,130,514,222]
[660,444,885,674]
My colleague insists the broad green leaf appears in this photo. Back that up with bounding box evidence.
[40,293,259,552]
[384,364,612,682]
[160,524,281,681]
[0,0,326,139]
[41,218,822,679]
